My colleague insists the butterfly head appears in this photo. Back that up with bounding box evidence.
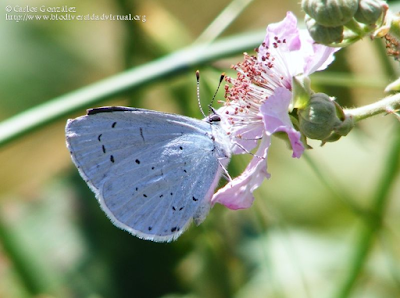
[206,107,221,123]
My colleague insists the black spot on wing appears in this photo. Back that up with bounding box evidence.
[135,159,140,164]
[102,145,106,153]
[192,196,198,202]
[98,134,102,142]
[171,227,178,232]
[110,155,115,163]
[172,206,184,211]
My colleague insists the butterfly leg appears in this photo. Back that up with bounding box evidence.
[233,141,265,160]
[218,158,232,182]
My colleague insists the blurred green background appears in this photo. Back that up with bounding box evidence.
[1,0,400,297]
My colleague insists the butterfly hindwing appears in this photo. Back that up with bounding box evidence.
[66,107,229,242]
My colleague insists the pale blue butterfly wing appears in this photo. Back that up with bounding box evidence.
[65,107,231,242]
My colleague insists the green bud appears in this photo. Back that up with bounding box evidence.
[298,93,355,143]
[298,93,341,140]
[354,0,384,24]
[306,15,344,44]
[302,0,359,27]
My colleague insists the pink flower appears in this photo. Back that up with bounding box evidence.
[212,12,339,210]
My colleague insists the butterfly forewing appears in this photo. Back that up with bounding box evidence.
[66,107,230,242]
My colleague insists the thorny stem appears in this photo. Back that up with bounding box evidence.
[344,92,400,122]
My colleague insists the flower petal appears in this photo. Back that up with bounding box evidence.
[257,12,305,88]
[260,87,304,158]
[300,30,340,75]
[261,11,301,52]
[258,11,340,82]
[212,136,271,210]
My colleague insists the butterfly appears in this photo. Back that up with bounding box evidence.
[65,106,232,242]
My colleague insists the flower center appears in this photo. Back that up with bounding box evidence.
[221,44,289,139]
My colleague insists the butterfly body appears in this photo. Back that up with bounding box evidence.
[66,106,231,242]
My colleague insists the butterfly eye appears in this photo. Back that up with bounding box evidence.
[208,114,221,123]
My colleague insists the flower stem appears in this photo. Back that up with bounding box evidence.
[344,93,400,122]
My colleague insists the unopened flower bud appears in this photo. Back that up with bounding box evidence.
[298,93,342,140]
[302,0,359,27]
[305,15,344,44]
[354,0,384,24]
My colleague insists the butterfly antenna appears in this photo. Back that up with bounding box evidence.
[208,73,225,114]
[196,70,207,118]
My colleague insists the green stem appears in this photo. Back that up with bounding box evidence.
[344,93,400,122]
[333,124,400,298]
[0,30,264,148]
